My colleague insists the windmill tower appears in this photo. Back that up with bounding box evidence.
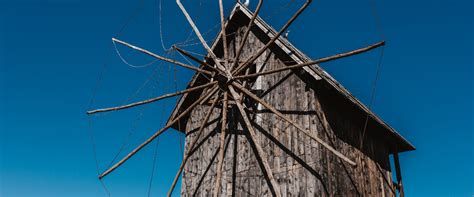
[88,1,414,196]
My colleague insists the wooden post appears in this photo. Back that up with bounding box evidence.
[394,152,404,197]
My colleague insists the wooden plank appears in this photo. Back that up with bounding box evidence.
[168,92,221,196]
[228,86,282,197]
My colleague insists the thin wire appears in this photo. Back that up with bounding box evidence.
[147,55,171,196]
[358,0,395,195]
[171,50,185,156]
[112,39,159,68]
[359,0,386,150]
[115,0,147,37]
[158,0,174,51]
[367,0,385,40]
[87,54,112,196]
[175,46,212,83]
[147,138,160,197]
[106,52,170,168]
[173,23,221,47]
[120,49,171,105]
[359,46,384,150]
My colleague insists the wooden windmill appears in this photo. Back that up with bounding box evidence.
[88,1,414,196]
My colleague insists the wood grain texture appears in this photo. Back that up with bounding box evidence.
[180,24,396,197]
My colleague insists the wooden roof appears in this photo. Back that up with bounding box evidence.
[167,3,415,153]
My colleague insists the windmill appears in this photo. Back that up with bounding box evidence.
[88,1,414,196]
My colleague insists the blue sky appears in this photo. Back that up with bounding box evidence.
[1,0,472,196]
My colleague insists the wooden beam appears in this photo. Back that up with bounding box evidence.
[232,0,313,75]
[173,46,224,75]
[394,152,404,197]
[191,134,231,196]
[219,0,229,67]
[112,38,213,75]
[168,92,221,197]
[213,93,228,197]
[232,82,356,166]
[228,86,282,197]
[98,86,218,179]
[87,81,217,115]
[176,0,230,77]
[251,120,330,195]
[235,41,386,79]
[313,100,361,195]
[230,0,263,71]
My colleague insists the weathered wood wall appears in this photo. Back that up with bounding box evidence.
[181,22,395,197]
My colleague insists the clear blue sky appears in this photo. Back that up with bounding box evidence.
[1,0,472,196]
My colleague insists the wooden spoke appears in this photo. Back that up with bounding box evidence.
[250,120,330,196]
[235,41,386,79]
[112,38,213,75]
[87,81,217,115]
[191,134,231,196]
[232,0,313,75]
[231,0,264,71]
[213,93,228,197]
[176,0,229,76]
[228,86,282,197]
[173,46,224,75]
[219,0,229,67]
[98,86,219,179]
[168,92,221,197]
[230,133,238,196]
[231,82,357,166]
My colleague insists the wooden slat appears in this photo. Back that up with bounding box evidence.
[228,86,282,197]
[168,92,221,197]
[232,82,356,166]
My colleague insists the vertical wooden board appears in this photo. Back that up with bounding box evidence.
[181,23,397,196]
